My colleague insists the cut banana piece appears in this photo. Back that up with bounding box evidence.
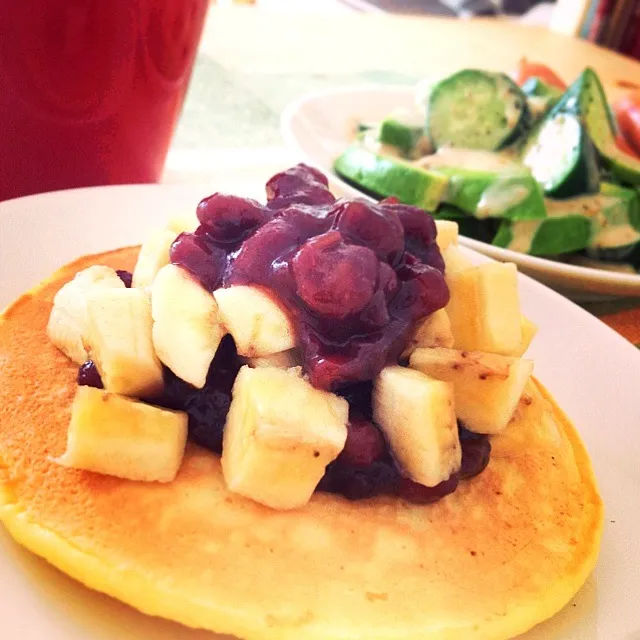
[151,264,225,389]
[244,349,301,369]
[85,288,164,398]
[47,266,125,364]
[57,386,188,483]
[409,347,533,434]
[214,286,296,357]
[442,244,473,273]
[446,262,523,356]
[166,210,200,234]
[402,308,454,358]
[518,315,538,355]
[222,366,348,510]
[373,366,460,487]
[132,227,179,290]
[435,220,459,251]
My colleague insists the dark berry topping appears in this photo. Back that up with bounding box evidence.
[159,336,240,454]
[339,418,386,468]
[116,270,132,288]
[169,163,448,391]
[77,360,103,389]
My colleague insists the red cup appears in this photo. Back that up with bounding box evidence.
[0,0,209,202]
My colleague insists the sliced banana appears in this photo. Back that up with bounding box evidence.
[402,308,454,358]
[410,347,533,434]
[446,262,522,356]
[151,264,225,389]
[435,220,459,251]
[374,366,460,487]
[85,287,164,398]
[57,386,188,483]
[221,366,348,510]
[47,266,125,364]
[214,286,296,357]
[132,228,180,290]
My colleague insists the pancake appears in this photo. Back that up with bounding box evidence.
[0,247,603,640]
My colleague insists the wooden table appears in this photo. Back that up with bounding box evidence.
[165,7,640,345]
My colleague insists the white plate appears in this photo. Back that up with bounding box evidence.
[1,183,640,640]
[281,85,640,300]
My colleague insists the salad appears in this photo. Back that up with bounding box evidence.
[335,60,640,274]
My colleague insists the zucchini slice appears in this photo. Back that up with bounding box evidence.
[334,146,448,210]
[378,117,424,157]
[522,112,600,198]
[521,77,562,121]
[493,182,640,257]
[550,68,640,186]
[417,149,546,221]
[427,70,530,151]
[493,215,592,256]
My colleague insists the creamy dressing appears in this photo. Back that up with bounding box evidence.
[591,225,640,249]
[362,131,403,159]
[545,194,640,249]
[506,219,538,253]
[414,147,519,173]
[527,96,550,120]
[476,180,531,218]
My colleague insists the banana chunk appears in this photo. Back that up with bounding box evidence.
[373,366,460,487]
[222,366,348,510]
[410,347,533,434]
[57,386,188,483]
[152,264,225,389]
[166,210,200,234]
[214,286,296,357]
[435,220,459,251]
[446,262,523,356]
[47,266,125,364]
[442,245,474,273]
[402,308,454,358]
[132,227,180,290]
[85,288,164,398]
[518,315,538,355]
[243,349,301,370]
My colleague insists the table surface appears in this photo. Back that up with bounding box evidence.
[163,7,640,345]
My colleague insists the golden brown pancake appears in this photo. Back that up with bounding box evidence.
[0,248,603,640]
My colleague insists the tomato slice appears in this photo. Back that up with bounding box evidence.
[613,92,640,157]
[615,134,640,160]
[513,57,567,90]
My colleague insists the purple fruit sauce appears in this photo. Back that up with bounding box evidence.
[170,164,449,390]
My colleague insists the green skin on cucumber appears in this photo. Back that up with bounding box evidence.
[521,112,600,199]
[494,184,640,257]
[334,146,447,210]
[550,68,640,186]
[427,70,530,151]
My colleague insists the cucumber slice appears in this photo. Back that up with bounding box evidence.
[550,68,640,186]
[521,78,563,123]
[522,112,600,198]
[334,146,448,210]
[587,183,640,254]
[427,70,530,151]
[493,215,592,256]
[521,77,563,102]
[493,183,640,257]
[417,149,546,221]
[378,118,424,157]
